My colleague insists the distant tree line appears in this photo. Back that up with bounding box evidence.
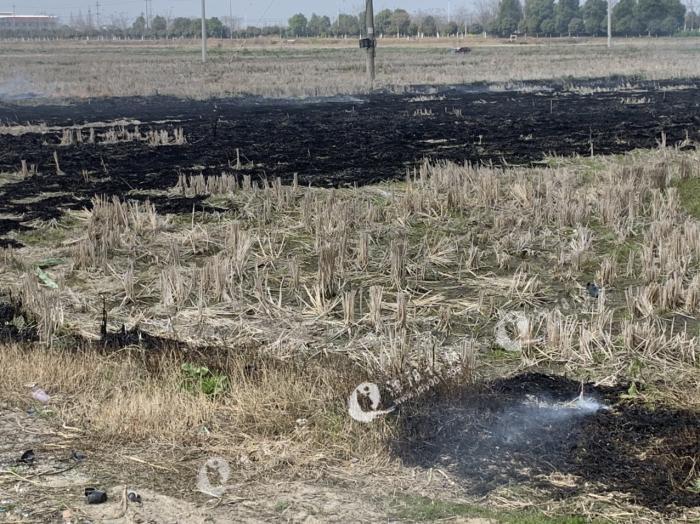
[0,2,697,40]
[493,0,689,36]
[278,4,694,38]
[0,13,228,39]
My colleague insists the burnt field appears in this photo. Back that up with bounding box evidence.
[394,373,700,513]
[0,77,699,246]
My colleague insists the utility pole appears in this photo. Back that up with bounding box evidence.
[201,0,207,63]
[96,1,100,28]
[688,0,695,31]
[359,0,376,85]
[229,0,233,39]
[607,0,612,48]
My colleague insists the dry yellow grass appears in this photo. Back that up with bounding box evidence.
[0,342,389,462]
[1,37,700,99]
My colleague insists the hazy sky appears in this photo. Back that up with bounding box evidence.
[3,1,463,24]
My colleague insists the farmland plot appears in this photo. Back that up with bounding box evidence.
[0,75,698,522]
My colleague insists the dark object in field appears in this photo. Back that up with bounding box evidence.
[127,490,142,504]
[19,449,35,465]
[359,38,375,49]
[100,297,139,346]
[244,363,258,379]
[453,47,471,54]
[99,295,181,350]
[71,450,87,462]
[85,487,108,504]
[0,301,15,323]
[0,293,36,342]
[586,282,600,298]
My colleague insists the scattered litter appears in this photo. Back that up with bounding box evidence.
[31,387,50,403]
[19,450,35,465]
[35,267,58,289]
[37,258,65,269]
[586,282,600,298]
[84,488,107,504]
[127,490,142,504]
[71,450,87,462]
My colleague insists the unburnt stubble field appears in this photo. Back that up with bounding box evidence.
[1,144,699,520]
[1,38,700,99]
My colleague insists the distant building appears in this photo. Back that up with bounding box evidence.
[0,14,58,31]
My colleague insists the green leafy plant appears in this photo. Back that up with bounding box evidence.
[181,363,228,397]
[689,478,700,494]
[624,381,639,399]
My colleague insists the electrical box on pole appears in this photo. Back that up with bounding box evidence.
[359,0,376,86]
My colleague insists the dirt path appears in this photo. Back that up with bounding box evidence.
[0,405,430,523]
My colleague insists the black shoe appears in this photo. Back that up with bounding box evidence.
[586,282,599,299]
[85,488,108,504]
[19,450,35,465]
[71,450,87,462]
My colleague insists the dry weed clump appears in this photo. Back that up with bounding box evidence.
[175,173,238,197]
[72,195,170,268]
[57,125,186,147]
[18,274,64,345]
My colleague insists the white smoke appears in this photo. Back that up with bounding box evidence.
[495,393,609,445]
[0,75,44,101]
